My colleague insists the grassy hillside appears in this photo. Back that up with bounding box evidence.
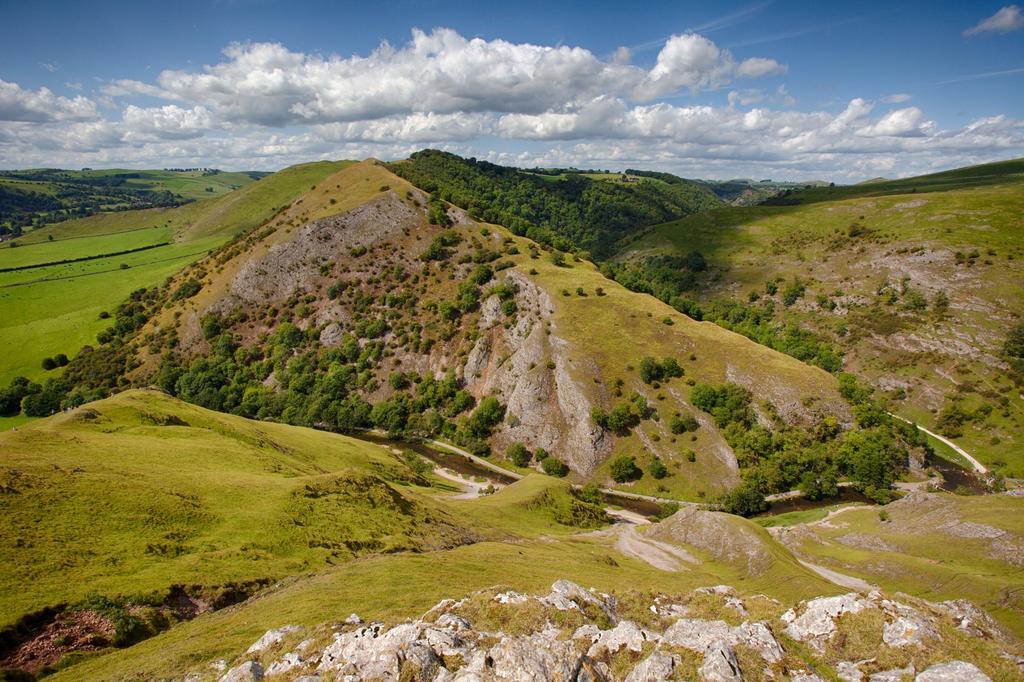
[775,492,1024,639]
[0,161,350,391]
[0,387,842,679]
[613,158,1024,475]
[0,388,473,630]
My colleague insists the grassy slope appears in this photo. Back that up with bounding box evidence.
[0,388,477,628]
[515,234,847,499]
[0,161,350,387]
[0,388,840,680]
[619,159,1024,474]
[782,493,1024,639]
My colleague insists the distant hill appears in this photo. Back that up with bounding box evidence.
[612,156,1024,476]
[0,167,270,236]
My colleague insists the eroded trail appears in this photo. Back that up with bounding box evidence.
[593,511,698,572]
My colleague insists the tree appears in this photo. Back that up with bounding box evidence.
[41,357,57,371]
[541,457,568,476]
[610,455,642,483]
[638,356,662,384]
[720,483,767,516]
[649,458,668,479]
[507,442,531,467]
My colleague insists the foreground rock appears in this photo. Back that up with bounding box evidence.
[201,580,1018,682]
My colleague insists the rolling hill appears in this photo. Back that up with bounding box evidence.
[611,158,1024,477]
[0,161,351,399]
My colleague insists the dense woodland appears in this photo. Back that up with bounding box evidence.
[388,150,722,259]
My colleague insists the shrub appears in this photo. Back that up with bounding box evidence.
[41,357,57,371]
[610,455,642,483]
[507,442,532,467]
[541,457,568,477]
[172,278,202,300]
[670,414,699,434]
[649,458,668,479]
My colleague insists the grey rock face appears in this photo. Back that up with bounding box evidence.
[781,593,870,648]
[624,653,680,682]
[219,660,264,682]
[486,632,583,681]
[915,661,991,681]
[699,641,743,682]
[246,625,302,654]
[201,580,1008,682]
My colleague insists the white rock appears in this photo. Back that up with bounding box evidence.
[735,622,784,663]
[699,641,742,682]
[662,618,733,652]
[782,594,870,648]
[882,614,935,647]
[625,653,680,682]
[585,620,656,657]
[836,661,863,682]
[219,661,264,682]
[915,661,991,681]
[486,632,584,681]
[265,652,304,677]
[318,621,422,678]
[344,613,362,625]
[435,613,472,631]
[663,618,783,664]
[246,625,302,654]
[493,590,529,604]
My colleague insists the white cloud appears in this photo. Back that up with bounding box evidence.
[964,5,1024,36]
[641,34,785,98]
[857,107,932,137]
[0,80,99,122]
[1,28,1022,182]
[122,105,214,140]
[97,29,782,127]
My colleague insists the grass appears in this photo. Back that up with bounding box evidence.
[785,492,1024,639]
[0,161,350,389]
[754,502,864,528]
[0,387,835,681]
[0,389,473,629]
[618,157,1024,474]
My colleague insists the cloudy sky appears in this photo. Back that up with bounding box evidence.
[1,0,1023,181]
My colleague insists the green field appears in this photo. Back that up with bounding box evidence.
[0,161,351,387]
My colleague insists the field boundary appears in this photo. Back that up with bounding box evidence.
[0,242,171,273]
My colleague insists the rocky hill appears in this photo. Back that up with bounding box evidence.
[101,158,923,504]
[611,159,1024,477]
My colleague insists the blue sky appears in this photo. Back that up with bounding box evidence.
[1,0,1022,179]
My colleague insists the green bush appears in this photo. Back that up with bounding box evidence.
[610,455,642,483]
[541,457,568,477]
[507,442,532,467]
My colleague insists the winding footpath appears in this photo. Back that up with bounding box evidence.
[887,413,988,474]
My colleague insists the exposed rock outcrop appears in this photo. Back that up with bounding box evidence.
[195,580,1016,682]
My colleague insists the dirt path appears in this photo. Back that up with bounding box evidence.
[797,559,876,592]
[888,413,988,474]
[808,504,871,528]
[431,466,500,500]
